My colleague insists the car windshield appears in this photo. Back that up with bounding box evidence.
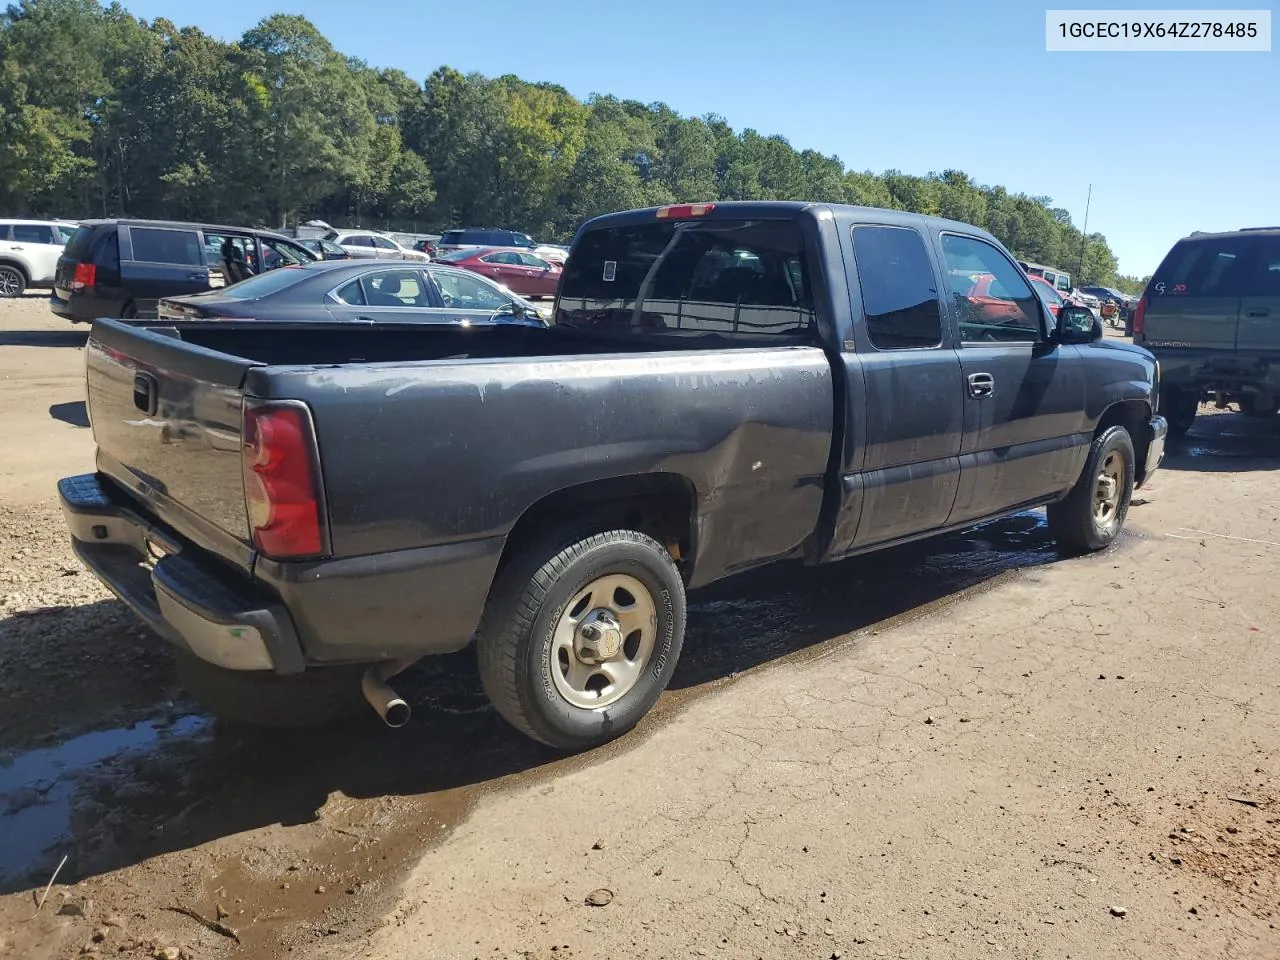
[55,224,77,243]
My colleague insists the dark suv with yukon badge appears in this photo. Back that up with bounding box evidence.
[59,201,1167,751]
[1135,227,1280,435]
[51,219,316,322]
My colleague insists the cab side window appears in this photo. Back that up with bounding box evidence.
[850,225,942,350]
[942,235,1043,343]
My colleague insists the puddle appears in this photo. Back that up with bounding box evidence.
[673,511,1059,688]
[1166,412,1280,467]
[0,714,210,884]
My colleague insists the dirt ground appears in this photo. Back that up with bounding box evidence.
[0,295,1277,960]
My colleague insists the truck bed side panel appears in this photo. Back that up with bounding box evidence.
[255,347,835,587]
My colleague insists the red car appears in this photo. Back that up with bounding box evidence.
[434,246,562,297]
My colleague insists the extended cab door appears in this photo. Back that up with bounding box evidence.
[937,233,1087,525]
[827,222,965,554]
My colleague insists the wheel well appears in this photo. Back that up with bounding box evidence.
[497,473,697,577]
[1096,399,1152,478]
[0,259,30,282]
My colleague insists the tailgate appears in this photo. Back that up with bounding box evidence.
[1143,295,1240,350]
[85,319,262,570]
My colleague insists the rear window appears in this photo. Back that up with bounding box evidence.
[556,218,816,341]
[129,227,203,266]
[434,250,474,262]
[63,226,97,261]
[217,266,312,299]
[1151,237,1257,298]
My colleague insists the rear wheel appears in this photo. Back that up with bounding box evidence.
[0,264,27,298]
[1047,425,1135,554]
[1162,388,1199,437]
[477,529,685,751]
[1238,394,1278,417]
[174,650,368,728]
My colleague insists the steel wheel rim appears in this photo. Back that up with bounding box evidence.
[1093,450,1124,528]
[549,573,658,710]
[0,268,20,296]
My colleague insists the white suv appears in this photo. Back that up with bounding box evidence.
[0,219,78,297]
[328,230,429,262]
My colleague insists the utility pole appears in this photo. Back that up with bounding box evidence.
[1078,183,1092,283]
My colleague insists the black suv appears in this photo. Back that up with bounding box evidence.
[436,228,536,255]
[51,219,317,322]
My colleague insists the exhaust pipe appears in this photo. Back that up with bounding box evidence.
[362,661,412,728]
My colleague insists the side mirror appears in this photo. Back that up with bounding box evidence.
[1056,305,1102,344]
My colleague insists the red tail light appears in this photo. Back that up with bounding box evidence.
[70,262,96,291]
[1133,296,1148,339]
[242,402,327,559]
[656,203,715,219]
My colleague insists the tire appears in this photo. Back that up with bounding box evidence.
[1162,388,1198,437]
[0,264,27,298]
[1047,425,1136,554]
[1238,395,1278,418]
[477,529,686,751]
[174,650,368,728]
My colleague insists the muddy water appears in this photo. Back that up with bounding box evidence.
[7,404,1270,953]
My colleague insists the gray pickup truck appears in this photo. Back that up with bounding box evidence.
[60,201,1168,750]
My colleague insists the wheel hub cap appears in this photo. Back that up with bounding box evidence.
[575,610,624,663]
[549,573,658,710]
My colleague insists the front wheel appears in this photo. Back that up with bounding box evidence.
[477,529,686,750]
[1047,425,1136,554]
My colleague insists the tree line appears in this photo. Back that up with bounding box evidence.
[0,0,1145,291]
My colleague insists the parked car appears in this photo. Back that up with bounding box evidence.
[50,219,318,322]
[297,237,352,260]
[433,247,563,297]
[1029,274,1068,318]
[156,259,548,325]
[1018,260,1073,293]
[413,239,439,258]
[0,219,79,297]
[59,201,1165,752]
[534,244,570,265]
[1080,286,1137,332]
[327,230,429,262]
[1135,226,1280,435]
[436,228,537,255]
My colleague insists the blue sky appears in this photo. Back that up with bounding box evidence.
[124,0,1277,276]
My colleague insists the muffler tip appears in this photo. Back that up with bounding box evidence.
[382,698,411,728]
[362,664,413,728]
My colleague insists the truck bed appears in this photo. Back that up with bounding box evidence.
[83,318,837,662]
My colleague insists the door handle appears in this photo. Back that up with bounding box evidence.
[10,245,23,251]
[967,372,995,398]
[1247,308,1271,318]
[187,271,208,281]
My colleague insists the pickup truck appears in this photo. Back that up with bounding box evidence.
[60,201,1168,751]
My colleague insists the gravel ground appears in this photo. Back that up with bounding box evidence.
[1,295,1278,960]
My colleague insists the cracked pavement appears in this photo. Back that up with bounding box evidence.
[343,421,1280,960]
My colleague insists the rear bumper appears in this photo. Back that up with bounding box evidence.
[60,473,305,673]
[1140,415,1168,488]
[1151,349,1280,395]
[60,472,504,671]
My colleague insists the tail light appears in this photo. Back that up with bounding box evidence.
[1133,296,1148,340]
[242,401,327,559]
[70,262,96,292]
[656,203,715,219]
